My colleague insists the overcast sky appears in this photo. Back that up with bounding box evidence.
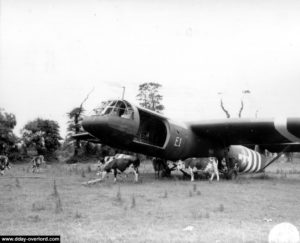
[1,0,300,138]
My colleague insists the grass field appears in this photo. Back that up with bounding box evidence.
[1,159,300,243]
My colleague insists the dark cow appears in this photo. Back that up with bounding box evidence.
[98,154,140,182]
[177,157,219,182]
[152,158,167,178]
[31,155,46,173]
[0,155,10,175]
[152,158,176,178]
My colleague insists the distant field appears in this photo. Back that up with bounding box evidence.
[1,159,300,242]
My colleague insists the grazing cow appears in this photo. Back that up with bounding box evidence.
[152,158,177,178]
[152,158,167,178]
[0,155,10,175]
[96,156,115,176]
[98,154,140,182]
[31,155,46,173]
[177,157,219,182]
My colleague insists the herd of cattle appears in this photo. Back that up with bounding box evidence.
[91,154,221,183]
[0,154,46,175]
[0,153,224,182]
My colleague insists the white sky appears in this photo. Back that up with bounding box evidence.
[1,0,300,138]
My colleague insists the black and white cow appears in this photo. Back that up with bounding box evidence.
[177,157,219,182]
[31,155,46,173]
[98,154,140,182]
[96,156,115,176]
[0,155,10,175]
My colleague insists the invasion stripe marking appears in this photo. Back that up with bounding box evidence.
[274,117,300,143]
[249,150,257,173]
[255,151,260,172]
[239,147,247,173]
[254,150,259,172]
[238,146,246,173]
[243,148,253,173]
[247,149,255,173]
[237,146,246,173]
[256,153,262,172]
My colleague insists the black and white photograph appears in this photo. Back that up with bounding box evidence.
[1,0,300,242]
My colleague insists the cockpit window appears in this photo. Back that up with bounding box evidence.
[93,100,134,119]
[92,100,111,115]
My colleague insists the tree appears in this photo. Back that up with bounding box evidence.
[66,89,94,157]
[218,90,250,118]
[21,118,61,158]
[238,100,244,118]
[67,107,85,136]
[238,90,250,118]
[136,82,164,112]
[220,98,231,118]
[66,106,85,157]
[0,108,17,155]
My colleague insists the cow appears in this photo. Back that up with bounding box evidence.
[96,156,115,176]
[31,155,46,173]
[152,158,177,178]
[0,155,10,175]
[98,154,140,182]
[177,157,219,182]
[152,158,167,178]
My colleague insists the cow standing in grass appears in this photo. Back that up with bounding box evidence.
[0,155,10,175]
[97,156,115,176]
[177,157,219,182]
[152,158,177,178]
[152,158,167,178]
[32,155,46,173]
[98,154,140,182]
[96,156,115,176]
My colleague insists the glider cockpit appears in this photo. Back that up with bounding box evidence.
[82,100,170,153]
[83,100,139,145]
[93,100,135,120]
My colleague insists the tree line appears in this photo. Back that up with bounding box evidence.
[0,82,164,162]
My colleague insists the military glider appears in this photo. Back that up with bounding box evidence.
[73,99,300,176]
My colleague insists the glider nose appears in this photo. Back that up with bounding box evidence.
[82,115,109,136]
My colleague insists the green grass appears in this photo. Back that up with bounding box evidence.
[0,159,300,242]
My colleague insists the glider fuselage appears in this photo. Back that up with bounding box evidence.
[81,100,282,173]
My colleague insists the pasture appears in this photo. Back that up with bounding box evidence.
[1,159,300,242]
